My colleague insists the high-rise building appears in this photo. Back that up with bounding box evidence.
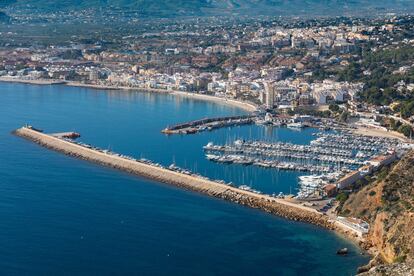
[264,82,275,109]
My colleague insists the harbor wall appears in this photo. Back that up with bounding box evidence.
[14,127,333,229]
[165,115,254,131]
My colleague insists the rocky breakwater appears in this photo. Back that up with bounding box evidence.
[14,126,332,229]
[216,189,333,228]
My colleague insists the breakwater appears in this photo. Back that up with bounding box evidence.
[14,126,332,229]
[162,115,255,134]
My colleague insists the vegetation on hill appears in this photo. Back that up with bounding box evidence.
[338,151,414,266]
[337,46,414,119]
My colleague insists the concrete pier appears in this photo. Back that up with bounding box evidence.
[162,115,255,134]
[14,126,332,229]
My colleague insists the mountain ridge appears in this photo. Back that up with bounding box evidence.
[3,0,414,17]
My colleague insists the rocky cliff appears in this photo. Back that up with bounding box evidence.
[359,262,414,276]
[339,150,414,273]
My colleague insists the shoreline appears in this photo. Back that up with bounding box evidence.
[0,77,66,85]
[14,126,371,265]
[1,77,411,142]
[3,78,371,265]
[65,81,258,113]
[0,78,257,113]
[352,126,409,142]
[14,127,331,226]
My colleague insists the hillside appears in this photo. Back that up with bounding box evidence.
[3,0,414,17]
[338,151,414,271]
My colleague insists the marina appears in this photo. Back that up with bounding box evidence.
[1,81,371,275]
[203,130,411,200]
[14,126,334,227]
[311,132,405,152]
[204,141,362,166]
[206,153,335,173]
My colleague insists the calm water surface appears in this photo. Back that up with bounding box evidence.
[0,83,368,275]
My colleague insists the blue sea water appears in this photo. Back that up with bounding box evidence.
[0,83,369,275]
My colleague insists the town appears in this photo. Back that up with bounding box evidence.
[2,6,414,240]
[1,14,414,140]
[2,2,414,274]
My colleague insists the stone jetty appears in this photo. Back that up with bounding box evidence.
[14,126,333,229]
[162,115,255,135]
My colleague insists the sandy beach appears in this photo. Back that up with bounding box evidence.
[66,82,258,113]
[0,77,66,85]
[353,126,409,142]
[3,79,257,113]
[169,91,258,112]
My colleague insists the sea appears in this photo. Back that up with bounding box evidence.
[0,82,369,275]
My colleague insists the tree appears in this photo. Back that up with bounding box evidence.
[339,111,349,122]
[338,62,362,82]
[329,104,340,113]
[398,124,413,138]
[389,118,397,130]
[322,110,332,117]
[400,101,414,119]
[336,192,348,204]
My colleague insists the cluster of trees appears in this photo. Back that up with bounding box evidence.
[339,46,414,119]
[400,101,414,119]
[397,124,413,138]
[379,117,413,138]
[337,62,362,82]
[287,108,332,118]
[328,104,340,112]
[328,103,349,122]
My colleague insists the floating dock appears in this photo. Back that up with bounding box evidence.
[14,126,332,228]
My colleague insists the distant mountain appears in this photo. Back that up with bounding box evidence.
[0,0,16,9]
[0,11,10,23]
[4,0,414,17]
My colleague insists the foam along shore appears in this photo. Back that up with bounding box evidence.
[14,126,330,228]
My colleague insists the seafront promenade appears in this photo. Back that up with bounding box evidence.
[14,126,331,229]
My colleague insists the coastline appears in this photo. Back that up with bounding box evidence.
[2,78,371,265]
[14,126,331,228]
[0,77,257,113]
[14,126,371,265]
[352,126,409,142]
[66,81,258,113]
[0,76,66,85]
